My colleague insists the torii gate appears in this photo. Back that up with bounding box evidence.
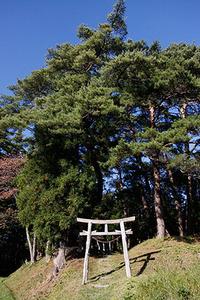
[77,216,135,284]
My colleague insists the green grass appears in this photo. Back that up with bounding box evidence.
[124,266,200,300]
[3,237,200,300]
[0,278,15,300]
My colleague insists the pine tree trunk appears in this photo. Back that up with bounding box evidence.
[144,174,153,200]
[136,156,150,216]
[33,233,36,261]
[87,143,103,203]
[91,156,103,203]
[141,192,148,212]
[163,152,184,236]
[153,161,166,238]
[168,168,184,237]
[149,103,166,238]
[118,168,130,217]
[180,102,193,234]
[186,174,193,234]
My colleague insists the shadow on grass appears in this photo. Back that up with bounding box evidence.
[89,250,161,283]
[172,236,198,244]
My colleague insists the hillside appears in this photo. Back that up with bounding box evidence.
[1,237,200,300]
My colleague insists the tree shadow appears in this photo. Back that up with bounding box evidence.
[134,253,154,276]
[172,236,197,244]
[89,250,161,283]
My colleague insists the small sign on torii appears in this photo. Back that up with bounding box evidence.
[77,216,135,284]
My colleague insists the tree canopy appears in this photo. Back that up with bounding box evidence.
[0,0,200,258]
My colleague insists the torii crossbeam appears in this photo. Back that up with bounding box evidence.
[77,216,135,284]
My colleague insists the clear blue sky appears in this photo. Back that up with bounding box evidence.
[1,0,200,95]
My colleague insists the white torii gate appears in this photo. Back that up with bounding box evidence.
[77,216,135,284]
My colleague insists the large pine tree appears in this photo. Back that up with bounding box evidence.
[0,0,199,260]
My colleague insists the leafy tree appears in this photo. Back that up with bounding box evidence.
[0,156,26,275]
[0,0,199,263]
[0,2,127,254]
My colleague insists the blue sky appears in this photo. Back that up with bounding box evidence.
[1,0,200,95]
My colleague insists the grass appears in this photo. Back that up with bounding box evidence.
[0,278,15,300]
[124,266,200,300]
[2,237,200,300]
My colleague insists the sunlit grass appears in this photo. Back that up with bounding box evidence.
[4,237,200,300]
[0,278,14,300]
[124,266,200,300]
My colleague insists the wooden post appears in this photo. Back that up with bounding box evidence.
[120,221,131,278]
[104,223,108,233]
[82,221,92,284]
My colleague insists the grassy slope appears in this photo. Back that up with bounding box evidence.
[0,279,14,300]
[3,237,200,300]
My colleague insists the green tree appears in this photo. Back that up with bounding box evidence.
[0,1,128,253]
[0,1,200,253]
